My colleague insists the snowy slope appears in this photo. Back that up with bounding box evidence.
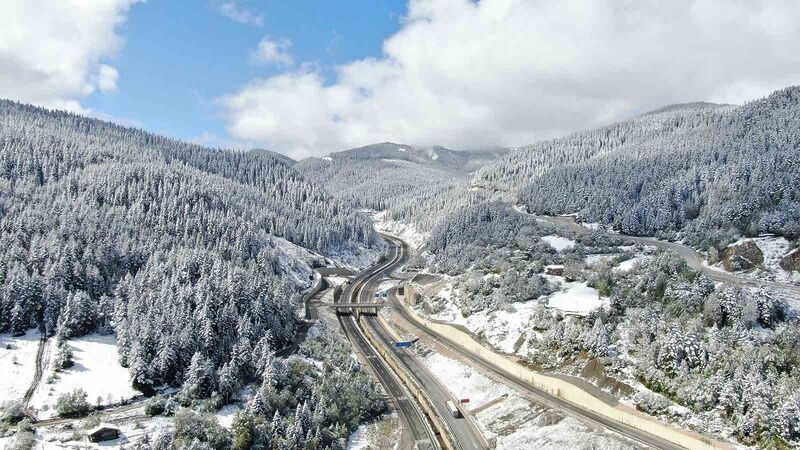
[0,330,42,402]
[30,334,140,418]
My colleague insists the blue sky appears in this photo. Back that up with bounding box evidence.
[4,1,800,158]
[84,0,406,145]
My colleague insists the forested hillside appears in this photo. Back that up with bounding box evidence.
[296,142,504,232]
[0,100,378,407]
[476,87,800,247]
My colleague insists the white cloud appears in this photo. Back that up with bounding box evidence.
[0,0,138,113]
[217,1,264,27]
[250,37,293,66]
[218,0,800,159]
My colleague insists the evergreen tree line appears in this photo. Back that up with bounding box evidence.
[475,87,800,248]
[0,100,378,398]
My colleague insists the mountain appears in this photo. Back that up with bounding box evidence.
[295,142,506,231]
[475,86,800,248]
[0,99,378,398]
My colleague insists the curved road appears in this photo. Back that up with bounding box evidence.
[531,212,800,295]
[338,254,440,450]
[359,235,485,450]
[383,235,703,450]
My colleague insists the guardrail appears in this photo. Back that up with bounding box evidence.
[302,270,327,320]
[357,315,458,450]
[397,295,729,450]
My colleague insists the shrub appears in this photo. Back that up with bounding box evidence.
[0,400,27,424]
[145,396,166,416]
[55,388,91,418]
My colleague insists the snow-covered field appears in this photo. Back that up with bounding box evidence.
[541,235,576,252]
[31,334,139,418]
[547,282,605,315]
[452,300,542,354]
[0,330,42,402]
[420,350,636,450]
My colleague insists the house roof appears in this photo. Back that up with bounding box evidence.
[87,423,119,435]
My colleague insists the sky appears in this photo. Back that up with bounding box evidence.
[3,0,800,159]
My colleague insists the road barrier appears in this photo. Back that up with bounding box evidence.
[358,316,458,450]
[398,297,729,450]
[302,271,326,320]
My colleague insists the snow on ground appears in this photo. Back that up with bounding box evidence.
[0,330,41,402]
[705,236,800,286]
[420,350,636,450]
[585,254,614,266]
[345,412,402,450]
[753,236,792,268]
[372,211,429,251]
[216,403,241,429]
[614,256,645,273]
[422,352,512,406]
[547,282,605,315]
[581,222,603,230]
[31,334,139,418]
[451,299,541,355]
[540,235,576,252]
[37,414,172,449]
[478,396,636,450]
[380,158,415,164]
[326,275,350,286]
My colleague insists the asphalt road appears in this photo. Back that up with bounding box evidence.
[338,255,439,450]
[383,236,693,450]
[536,214,800,295]
[360,235,485,450]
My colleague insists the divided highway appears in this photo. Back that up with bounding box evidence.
[382,236,690,450]
[357,236,485,450]
[337,253,440,450]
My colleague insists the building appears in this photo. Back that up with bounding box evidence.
[545,265,564,276]
[87,424,119,443]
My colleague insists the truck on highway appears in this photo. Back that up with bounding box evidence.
[446,400,461,418]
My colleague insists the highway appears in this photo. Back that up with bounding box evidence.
[357,235,486,450]
[383,236,694,450]
[337,253,440,450]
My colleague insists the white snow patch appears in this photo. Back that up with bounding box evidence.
[450,299,544,354]
[322,156,333,161]
[547,282,605,315]
[0,330,41,402]
[541,235,576,252]
[422,352,512,406]
[581,222,602,230]
[585,254,614,266]
[398,147,407,152]
[31,334,140,418]
[615,256,644,273]
[372,211,429,251]
[216,403,241,429]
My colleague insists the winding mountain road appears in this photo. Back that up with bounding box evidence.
[529,211,800,295]
[337,253,441,450]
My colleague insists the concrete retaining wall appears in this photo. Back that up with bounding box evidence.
[401,302,729,450]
